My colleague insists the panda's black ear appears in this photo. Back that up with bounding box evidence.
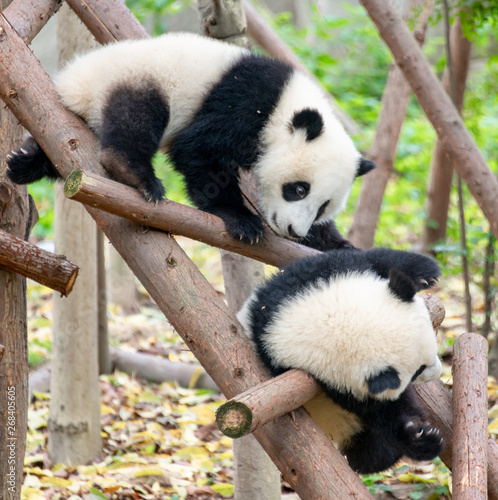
[357,158,376,177]
[388,268,417,302]
[367,366,401,395]
[291,108,324,141]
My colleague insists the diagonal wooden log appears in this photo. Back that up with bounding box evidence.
[359,0,498,239]
[3,0,62,44]
[0,227,78,295]
[64,169,319,267]
[0,14,373,499]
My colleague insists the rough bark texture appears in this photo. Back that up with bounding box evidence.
[359,0,498,239]
[221,251,281,500]
[0,2,29,498]
[0,13,373,499]
[66,0,147,43]
[422,18,471,250]
[64,170,320,267]
[48,4,101,465]
[452,333,488,500]
[217,369,322,437]
[0,227,78,295]
[243,0,359,136]
[415,378,498,500]
[348,0,432,249]
[3,0,62,44]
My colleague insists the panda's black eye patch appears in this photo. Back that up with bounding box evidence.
[315,200,330,221]
[411,364,426,382]
[282,182,310,201]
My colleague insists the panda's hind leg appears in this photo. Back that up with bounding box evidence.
[99,81,169,203]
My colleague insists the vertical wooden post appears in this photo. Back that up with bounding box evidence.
[48,4,101,464]
[452,333,488,500]
[0,0,30,497]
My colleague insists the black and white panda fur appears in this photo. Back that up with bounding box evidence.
[7,32,374,247]
[237,248,444,474]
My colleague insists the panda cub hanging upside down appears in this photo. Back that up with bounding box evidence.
[7,32,374,247]
[237,248,444,474]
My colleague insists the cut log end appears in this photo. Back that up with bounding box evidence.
[64,169,85,198]
[63,268,79,296]
[216,401,253,438]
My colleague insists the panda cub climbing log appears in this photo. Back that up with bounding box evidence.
[237,248,444,473]
[6,32,374,247]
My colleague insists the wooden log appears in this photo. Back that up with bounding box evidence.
[243,0,359,137]
[64,169,319,268]
[65,0,147,44]
[0,227,78,296]
[0,16,373,499]
[452,333,488,500]
[3,0,61,44]
[358,0,498,239]
[217,369,321,437]
[216,293,444,438]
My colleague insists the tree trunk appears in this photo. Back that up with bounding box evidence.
[107,243,139,315]
[348,0,432,249]
[48,4,101,464]
[359,0,498,239]
[221,252,282,500]
[0,2,29,498]
[97,228,112,374]
[422,18,471,250]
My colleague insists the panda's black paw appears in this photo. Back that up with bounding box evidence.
[402,420,444,461]
[226,213,264,245]
[142,178,166,204]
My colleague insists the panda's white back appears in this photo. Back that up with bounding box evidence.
[54,32,249,145]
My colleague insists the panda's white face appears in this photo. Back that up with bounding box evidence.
[256,272,442,401]
[255,71,371,239]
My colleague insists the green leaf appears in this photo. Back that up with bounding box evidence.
[89,487,108,500]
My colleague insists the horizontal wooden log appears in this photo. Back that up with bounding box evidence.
[64,169,319,268]
[110,348,218,391]
[4,0,61,44]
[216,294,444,437]
[217,369,321,437]
[0,227,78,295]
[452,333,488,500]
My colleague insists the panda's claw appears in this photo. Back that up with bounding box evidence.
[20,148,28,154]
[6,154,12,160]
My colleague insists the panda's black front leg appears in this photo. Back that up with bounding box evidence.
[99,82,169,203]
[299,220,357,251]
[364,248,440,291]
[185,169,264,244]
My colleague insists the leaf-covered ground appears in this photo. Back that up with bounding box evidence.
[23,239,498,500]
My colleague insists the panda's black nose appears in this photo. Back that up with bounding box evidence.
[287,224,299,239]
